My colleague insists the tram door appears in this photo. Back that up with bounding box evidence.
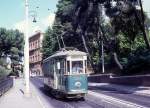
[55,60,65,89]
[54,59,61,89]
[57,59,64,90]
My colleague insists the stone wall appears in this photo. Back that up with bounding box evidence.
[88,74,150,86]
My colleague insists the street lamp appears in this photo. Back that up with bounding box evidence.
[29,10,37,23]
[24,0,38,97]
[24,0,30,97]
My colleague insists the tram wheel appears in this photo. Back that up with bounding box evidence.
[51,90,62,99]
[80,97,85,101]
[43,84,49,91]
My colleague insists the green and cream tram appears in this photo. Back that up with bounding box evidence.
[42,48,88,98]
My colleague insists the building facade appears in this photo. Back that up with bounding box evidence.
[29,31,43,76]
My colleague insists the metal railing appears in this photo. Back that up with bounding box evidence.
[0,77,13,96]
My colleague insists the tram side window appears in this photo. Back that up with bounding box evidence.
[48,61,51,76]
[67,61,70,73]
[60,60,64,74]
[85,60,87,73]
[43,61,49,77]
[72,61,83,74]
[49,60,54,77]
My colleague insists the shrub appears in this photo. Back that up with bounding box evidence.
[122,49,150,75]
[0,65,11,78]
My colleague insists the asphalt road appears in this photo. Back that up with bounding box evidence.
[31,77,105,108]
[30,77,150,108]
[89,85,150,108]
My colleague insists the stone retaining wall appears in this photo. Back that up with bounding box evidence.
[88,74,150,86]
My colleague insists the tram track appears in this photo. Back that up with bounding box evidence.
[31,77,150,108]
[65,98,103,108]
[89,89,150,108]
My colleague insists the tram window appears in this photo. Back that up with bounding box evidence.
[67,61,70,73]
[72,61,83,74]
[64,60,66,74]
[57,62,60,70]
[60,60,64,74]
[85,60,87,73]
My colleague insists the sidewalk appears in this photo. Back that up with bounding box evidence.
[88,83,150,96]
[0,78,44,108]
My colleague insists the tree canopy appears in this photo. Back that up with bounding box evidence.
[42,0,150,75]
[0,28,24,77]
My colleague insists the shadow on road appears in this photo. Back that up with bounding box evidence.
[38,86,85,102]
[88,85,133,94]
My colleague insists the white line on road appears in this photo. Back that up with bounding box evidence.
[30,82,55,108]
[30,82,47,108]
[36,95,46,108]
[88,91,148,108]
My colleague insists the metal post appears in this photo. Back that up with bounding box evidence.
[61,32,66,48]
[101,39,105,73]
[57,35,61,49]
[24,0,30,97]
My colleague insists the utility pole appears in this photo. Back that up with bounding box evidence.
[101,39,105,73]
[24,0,30,97]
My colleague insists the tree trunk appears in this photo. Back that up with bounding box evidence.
[79,27,97,73]
[113,52,123,70]
[136,0,150,49]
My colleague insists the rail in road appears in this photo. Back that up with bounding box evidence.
[31,77,106,108]
[0,77,13,96]
[31,77,150,108]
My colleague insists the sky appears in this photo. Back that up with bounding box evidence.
[0,0,58,36]
[0,0,150,36]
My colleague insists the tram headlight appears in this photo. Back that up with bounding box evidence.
[75,81,81,88]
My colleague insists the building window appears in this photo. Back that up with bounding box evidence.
[33,55,34,62]
[31,56,33,61]
[30,43,32,50]
[37,40,39,48]
[31,42,33,49]
[38,39,40,47]
[33,42,35,49]
[38,54,40,61]
[36,55,37,62]
[29,43,31,49]
[29,56,31,62]
[35,40,38,48]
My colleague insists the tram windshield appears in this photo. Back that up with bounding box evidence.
[72,61,83,74]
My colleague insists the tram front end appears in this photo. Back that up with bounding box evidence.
[64,56,88,98]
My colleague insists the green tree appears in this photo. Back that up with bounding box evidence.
[71,0,150,71]
[0,28,24,56]
[42,27,58,59]
[0,28,24,77]
[43,0,150,74]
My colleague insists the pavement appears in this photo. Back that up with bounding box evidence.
[88,82,150,97]
[0,78,45,108]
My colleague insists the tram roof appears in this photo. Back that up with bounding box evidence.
[43,48,87,62]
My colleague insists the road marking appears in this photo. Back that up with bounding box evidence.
[36,95,46,108]
[88,91,147,108]
[31,83,46,108]
[30,82,54,108]
[30,82,53,108]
